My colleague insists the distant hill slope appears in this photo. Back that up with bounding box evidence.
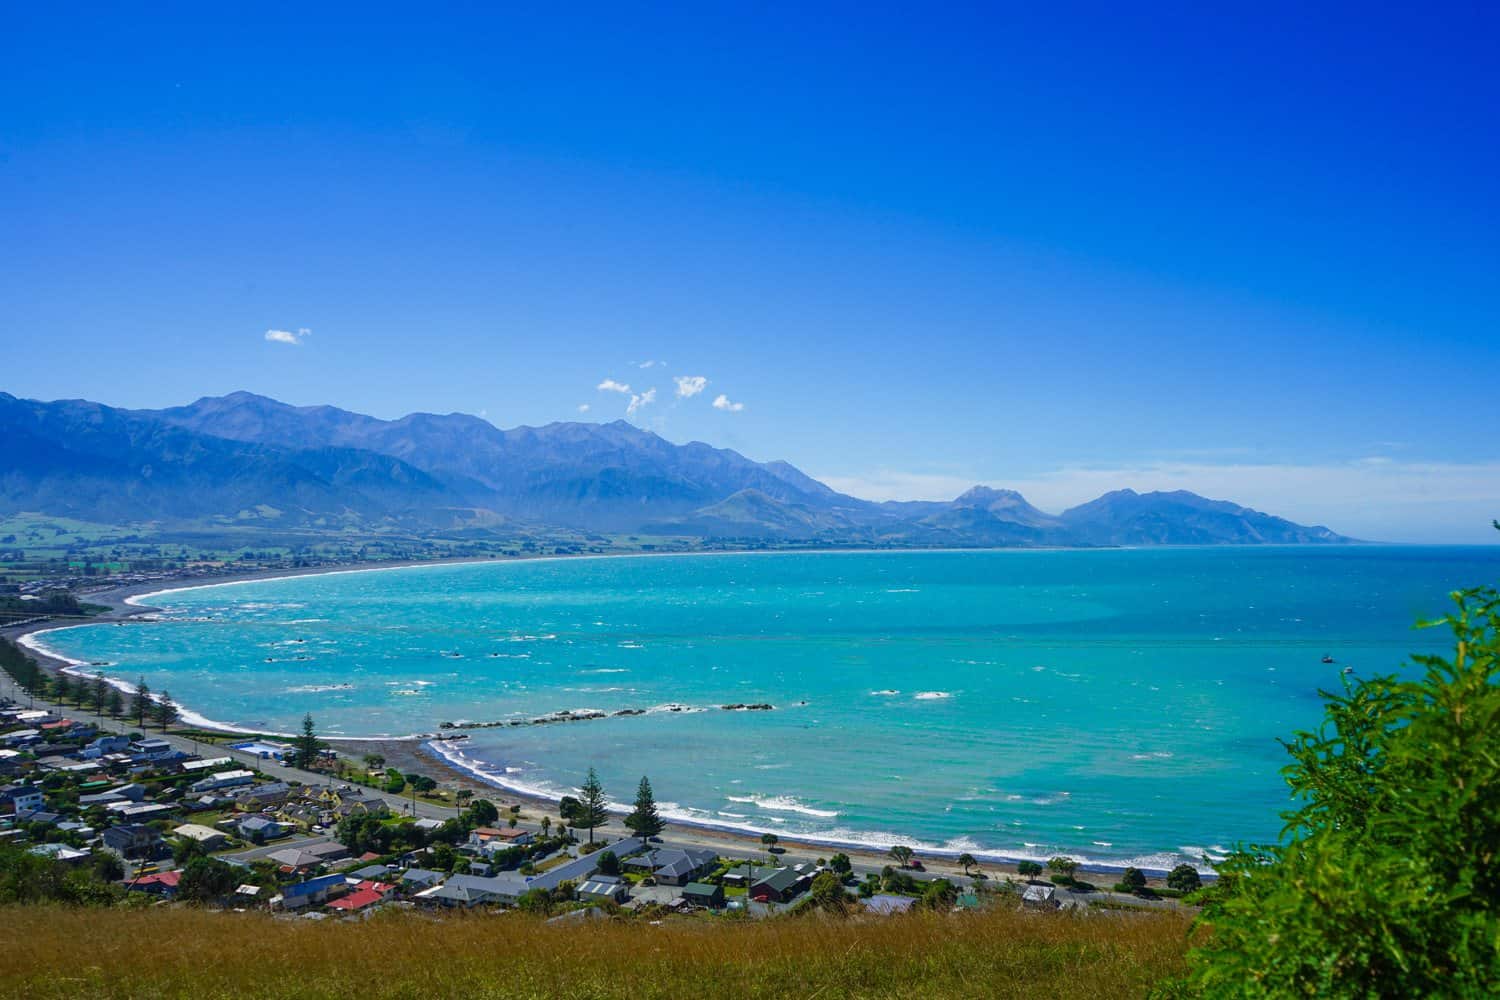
[1059,489,1345,545]
[0,390,1352,545]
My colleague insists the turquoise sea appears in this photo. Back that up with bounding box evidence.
[30,546,1500,871]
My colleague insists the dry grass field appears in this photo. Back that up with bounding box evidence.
[0,904,1191,999]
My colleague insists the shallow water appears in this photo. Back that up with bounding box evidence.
[33,546,1499,870]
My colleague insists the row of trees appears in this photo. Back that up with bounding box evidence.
[0,647,179,731]
[557,769,665,843]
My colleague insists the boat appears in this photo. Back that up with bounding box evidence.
[1321,655,1335,664]
[1343,666,1354,674]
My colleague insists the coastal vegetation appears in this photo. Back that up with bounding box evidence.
[1179,584,1500,996]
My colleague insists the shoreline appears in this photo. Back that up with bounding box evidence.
[5,548,1229,877]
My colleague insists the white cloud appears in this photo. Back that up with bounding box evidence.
[577,403,591,413]
[817,459,1500,544]
[626,387,657,417]
[712,394,744,412]
[635,360,665,369]
[597,379,631,393]
[675,375,709,398]
[264,327,311,345]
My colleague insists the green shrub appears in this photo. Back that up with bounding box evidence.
[1185,586,1500,996]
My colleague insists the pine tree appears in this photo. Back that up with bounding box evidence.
[154,690,178,730]
[91,673,108,714]
[54,673,73,705]
[295,712,323,769]
[624,775,664,838]
[576,767,609,843]
[131,677,151,725]
[106,687,124,718]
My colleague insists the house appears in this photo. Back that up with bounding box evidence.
[750,867,810,904]
[108,802,173,821]
[227,739,294,763]
[576,874,629,904]
[329,788,389,820]
[127,870,182,898]
[468,826,533,851]
[0,785,44,815]
[268,847,326,872]
[101,823,164,858]
[173,823,229,850]
[304,840,350,865]
[80,735,131,759]
[1021,883,1058,908]
[16,809,61,827]
[400,868,445,892]
[681,881,725,909]
[29,843,90,863]
[128,737,180,762]
[414,874,524,908]
[238,814,288,842]
[274,800,323,831]
[327,886,387,912]
[351,863,395,881]
[624,846,718,886]
[863,894,917,916]
[235,782,294,811]
[525,837,646,894]
[279,873,346,910]
[189,769,255,794]
[179,756,234,774]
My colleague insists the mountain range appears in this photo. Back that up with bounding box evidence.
[0,390,1350,546]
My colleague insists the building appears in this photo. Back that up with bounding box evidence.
[80,735,131,759]
[28,843,90,863]
[327,886,388,912]
[863,894,917,915]
[1021,883,1058,908]
[172,823,229,850]
[576,874,629,904]
[267,847,327,872]
[126,870,181,898]
[279,873,346,910]
[101,823,164,859]
[227,739,295,763]
[415,874,525,908]
[468,826,534,851]
[235,782,294,811]
[237,814,288,843]
[128,737,180,762]
[188,769,255,794]
[179,756,234,774]
[624,846,718,886]
[750,867,811,904]
[0,785,44,815]
[400,868,445,892]
[681,881,725,909]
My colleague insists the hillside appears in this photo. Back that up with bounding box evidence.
[0,391,1351,546]
[0,905,1189,999]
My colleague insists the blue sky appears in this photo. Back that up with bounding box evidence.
[4,4,1497,542]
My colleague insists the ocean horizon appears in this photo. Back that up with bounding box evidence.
[28,545,1500,872]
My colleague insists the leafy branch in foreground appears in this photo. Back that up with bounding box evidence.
[1182,586,1500,997]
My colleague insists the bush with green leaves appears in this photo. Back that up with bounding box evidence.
[1184,586,1500,996]
[1165,864,1201,894]
[1115,866,1147,895]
